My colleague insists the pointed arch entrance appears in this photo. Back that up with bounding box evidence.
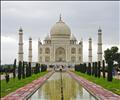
[55,47,66,62]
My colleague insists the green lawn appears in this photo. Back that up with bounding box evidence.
[74,71,120,95]
[0,71,48,97]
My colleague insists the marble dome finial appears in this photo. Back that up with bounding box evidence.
[59,13,62,21]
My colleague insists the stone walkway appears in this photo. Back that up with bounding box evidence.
[68,71,120,100]
[1,71,54,100]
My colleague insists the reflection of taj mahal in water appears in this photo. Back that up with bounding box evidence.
[38,15,83,66]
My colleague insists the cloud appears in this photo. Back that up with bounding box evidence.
[1,1,119,64]
[1,36,38,64]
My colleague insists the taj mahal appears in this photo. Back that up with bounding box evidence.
[38,15,83,66]
[18,14,102,66]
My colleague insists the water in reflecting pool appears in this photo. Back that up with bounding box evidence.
[29,72,97,100]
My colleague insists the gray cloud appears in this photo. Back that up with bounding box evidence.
[1,1,119,64]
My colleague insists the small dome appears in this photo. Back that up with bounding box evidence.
[38,38,42,44]
[50,15,71,36]
[29,37,32,40]
[70,34,77,40]
[45,34,51,40]
[98,26,102,32]
[89,37,92,40]
[19,27,23,32]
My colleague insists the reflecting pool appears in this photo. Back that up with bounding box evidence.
[29,72,97,100]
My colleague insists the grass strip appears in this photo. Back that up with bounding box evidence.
[0,71,48,97]
[74,71,120,95]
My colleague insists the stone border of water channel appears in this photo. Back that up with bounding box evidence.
[68,71,120,100]
[1,71,54,100]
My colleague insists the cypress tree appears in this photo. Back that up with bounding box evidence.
[107,61,113,81]
[22,61,25,79]
[88,63,91,75]
[98,61,101,78]
[94,62,98,77]
[13,59,16,78]
[28,62,31,76]
[92,62,94,76]
[80,64,82,72]
[38,64,40,73]
[18,61,22,80]
[102,60,105,78]
[35,63,38,74]
[5,73,9,83]
[84,63,87,73]
[26,63,29,77]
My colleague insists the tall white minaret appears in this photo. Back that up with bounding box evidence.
[97,27,102,62]
[28,37,32,63]
[18,27,23,62]
[81,38,83,63]
[88,38,92,63]
[38,38,42,63]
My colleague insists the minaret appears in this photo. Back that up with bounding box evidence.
[88,38,92,63]
[28,37,32,63]
[18,27,23,62]
[97,27,102,62]
[81,38,83,63]
[38,38,42,63]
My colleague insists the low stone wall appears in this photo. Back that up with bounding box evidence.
[68,71,120,100]
[1,71,54,100]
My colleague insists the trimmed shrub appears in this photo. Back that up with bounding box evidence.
[18,61,22,80]
[22,61,25,79]
[98,61,101,78]
[94,62,98,77]
[13,59,16,78]
[87,63,91,75]
[83,63,87,73]
[107,62,113,81]
[26,63,29,77]
[92,62,95,76]
[75,64,80,71]
[5,73,9,83]
[41,64,47,72]
[28,62,32,76]
[102,60,106,78]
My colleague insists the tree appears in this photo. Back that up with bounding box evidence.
[41,64,47,72]
[83,63,87,73]
[26,63,29,77]
[13,59,16,78]
[97,61,101,78]
[94,62,98,77]
[115,53,120,68]
[22,61,25,79]
[28,62,31,76]
[5,73,9,83]
[87,63,91,75]
[92,62,95,76]
[18,61,22,80]
[102,60,106,78]
[5,68,9,83]
[104,46,119,81]
[35,63,38,74]
[75,64,80,72]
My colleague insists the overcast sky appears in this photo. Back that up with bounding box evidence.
[1,1,120,64]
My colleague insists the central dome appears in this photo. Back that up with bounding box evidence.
[50,15,71,36]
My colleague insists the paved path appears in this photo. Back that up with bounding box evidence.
[68,71,120,100]
[1,71,54,100]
